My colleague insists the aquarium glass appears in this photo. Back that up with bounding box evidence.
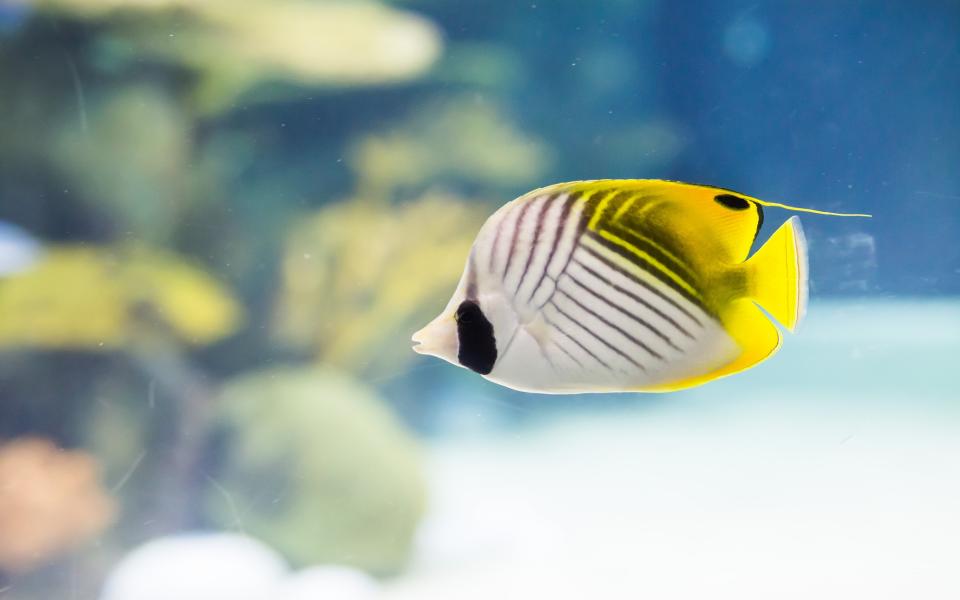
[0,1,957,598]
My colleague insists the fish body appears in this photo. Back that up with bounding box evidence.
[412,179,867,394]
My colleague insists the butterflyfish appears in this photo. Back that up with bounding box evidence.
[412,180,870,394]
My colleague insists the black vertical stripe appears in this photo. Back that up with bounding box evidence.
[465,253,479,300]
[503,196,536,282]
[603,223,700,285]
[515,194,556,293]
[547,301,646,371]
[525,191,578,304]
[553,189,615,284]
[533,337,559,372]
[555,286,663,361]
[543,313,613,372]
[487,203,514,273]
[455,300,497,374]
[596,189,634,223]
[560,271,681,353]
[585,230,707,312]
[549,338,585,369]
[576,246,704,331]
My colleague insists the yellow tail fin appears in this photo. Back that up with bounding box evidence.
[743,216,808,332]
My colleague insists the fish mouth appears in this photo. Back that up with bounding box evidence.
[410,327,430,355]
[410,315,458,362]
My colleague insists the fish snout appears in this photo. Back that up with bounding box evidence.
[411,313,459,364]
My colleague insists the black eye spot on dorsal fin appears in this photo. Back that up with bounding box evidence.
[455,300,497,375]
[753,201,764,241]
[714,193,751,210]
[714,193,764,242]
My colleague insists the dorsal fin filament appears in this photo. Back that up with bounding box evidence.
[750,199,872,218]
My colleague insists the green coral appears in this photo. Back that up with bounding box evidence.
[0,245,242,349]
[273,192,485,375]
[351,97,550,197]
[52,86,192,243]
[27,0,443,114]
[205,367,426,575]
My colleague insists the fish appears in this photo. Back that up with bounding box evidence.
[411,180,870,394]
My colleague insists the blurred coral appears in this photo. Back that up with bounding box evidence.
[52,86,192,242]
[121,246,242,345]
[0,245,242,349]
[271,98,548,375]
[274,192,484,375]
[0,247,128,349]
[24,0,180,13]
[27,0,442,113]
[205,367,426,575]
[0,437,116,573]
[351,97,550,197]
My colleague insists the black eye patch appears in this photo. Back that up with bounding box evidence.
[455,300,497,375]
[714,193,751,210]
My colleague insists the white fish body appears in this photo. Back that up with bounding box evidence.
[413,179,867,394]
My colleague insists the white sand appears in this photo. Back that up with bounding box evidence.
[385,300,960,599]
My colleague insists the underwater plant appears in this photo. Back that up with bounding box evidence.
[0,245,241,349]
[273,192,486,376]
[205,367,426,575]
[349,97,550,200]
[22,0,442,113]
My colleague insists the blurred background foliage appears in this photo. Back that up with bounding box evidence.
[0,245,241,348]
[207,367,425,574]
[273,191,485,375]
[0,0,956,597]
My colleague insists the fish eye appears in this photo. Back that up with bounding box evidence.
[456,301,477,323]
[714,193,751,210]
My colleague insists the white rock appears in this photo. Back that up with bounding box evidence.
[0,221,40,276]
[100,533,288,600]
[271,566,380,600]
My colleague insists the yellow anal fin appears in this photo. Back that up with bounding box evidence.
[644,299,782,392]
